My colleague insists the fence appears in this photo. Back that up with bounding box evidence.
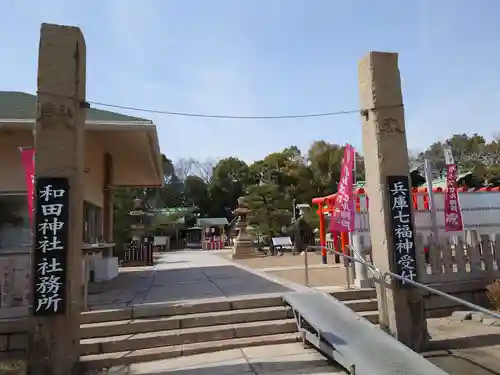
[348,191,500,247]
[305,245,500,330]
[323,229,500,285]
[122,241,154,266]
[414,232,500,284]
[202,240,224,250]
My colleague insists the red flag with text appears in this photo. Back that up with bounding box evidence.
[20,148,35,226]
[330,144,355,233]
[444,164,464,232]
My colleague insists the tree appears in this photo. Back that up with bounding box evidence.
[211,157,250,214]
[246,183,292,239]
[113,187,138,249]
[174,157,217,183]
[112,154,185,248]
[418,133,494,186]
[250,146,315,205]
[113,131,500,245]
[307,141,346,196]
[184,175,210,213]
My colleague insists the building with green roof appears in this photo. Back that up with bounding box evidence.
[0,91,164,251]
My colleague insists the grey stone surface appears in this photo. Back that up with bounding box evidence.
[87,251,291,311]
[427,316,500,374]
[471,312,484,322]
[7,334,27,351]
[450,311,473,321]
[482,318,500,326]
[109,343,346,375]
[428,355,499,375]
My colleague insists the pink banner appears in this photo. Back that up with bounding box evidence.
[444,164,464,232]
[20,148,35,226]
[330,144,355,233]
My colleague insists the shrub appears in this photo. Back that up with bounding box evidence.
[485,279,500,311]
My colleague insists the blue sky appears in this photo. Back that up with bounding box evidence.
[1,1,499,163]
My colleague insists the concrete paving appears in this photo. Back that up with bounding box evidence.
[86,250,293,311]
[108,343,347,375]
[426,317,500,375]
[218,252,350,288]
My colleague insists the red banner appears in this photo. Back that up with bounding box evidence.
[444,164,464,232]
[330,144,355,233]
[20,148,35,226]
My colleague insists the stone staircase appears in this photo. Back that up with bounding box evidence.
[79,288,380,370]
[330,287,379,324]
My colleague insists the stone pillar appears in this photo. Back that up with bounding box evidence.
[358,52,428,351]
[28,23,86,375]
[103,153,114,241]
[352,234,371,288]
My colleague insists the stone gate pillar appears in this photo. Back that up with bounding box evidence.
[358,51,428,351]
[28,23,86,374]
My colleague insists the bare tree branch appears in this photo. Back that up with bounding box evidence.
[174,157,218,182]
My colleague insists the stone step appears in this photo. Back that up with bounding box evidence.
[81,306,293,339]
[359,310,380,324]
[79,332,300,370]
[81,294,284,324]
[80,318,298,355]
[329,288,377,301]
[344,298,378,313]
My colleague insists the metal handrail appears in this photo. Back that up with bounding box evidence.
[346,244,382,277]
[308,245,390,327]
[308,245,500,322]
[382,271,500,320]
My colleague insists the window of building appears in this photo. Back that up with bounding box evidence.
[0,195,104,250]
[0,193,31,252]
[83,201,103,244]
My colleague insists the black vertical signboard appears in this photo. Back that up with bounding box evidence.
[33,177,69,316]
[386,175,418,284]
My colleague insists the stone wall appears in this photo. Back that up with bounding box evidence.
[424,279,491,318]
[0,255,29,359]
[0,255,30,310]
[0,318,27,359]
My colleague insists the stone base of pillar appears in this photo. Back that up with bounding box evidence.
[0,360,26,375]
[354,278,374,289]
[232,238,260,259]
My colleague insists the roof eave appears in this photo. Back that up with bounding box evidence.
[146,128,165,187]
[0,118,155,130]
[1,118,165,188]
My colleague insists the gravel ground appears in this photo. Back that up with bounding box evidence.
[219,251,350,287]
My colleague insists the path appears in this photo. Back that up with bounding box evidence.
[218,251,349,287]
[108,343,346,375]
[86,250,295,311]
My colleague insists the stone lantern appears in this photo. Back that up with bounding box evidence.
[232,196,256,259]
[129,197,146,241]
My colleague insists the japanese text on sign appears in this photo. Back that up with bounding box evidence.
[444,164,464,232]
[33,178,69,316]
[387,175,418,283]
